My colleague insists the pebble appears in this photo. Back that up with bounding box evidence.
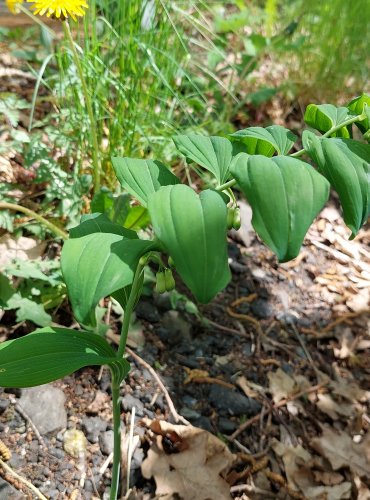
[0,477,24,499]
[191,416,213,432]
[218,417,237,434]
[136,300,160,322]
[160,310,192,345]
[81,417,108,444]
[99,430,114,455]
[19,385,67,435]
[180,407,201,420]
[121,394,145,417]
[250,298,274,319]
[0,399,10,414]
[209,385,261,417]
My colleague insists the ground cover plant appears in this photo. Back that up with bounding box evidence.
[1,89,369,498]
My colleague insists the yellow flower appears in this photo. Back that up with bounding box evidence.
[27,0,88,21]
[6,0,24,14]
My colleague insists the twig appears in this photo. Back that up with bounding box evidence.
[0,458,48,500]
[289,323,320,379]
[229,382,328,440]
[126,407,135,493]
[125,347,191,426]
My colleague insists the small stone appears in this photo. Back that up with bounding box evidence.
[209,385,261,417]
[160,310,192,345]
[136,300,160,322]
[0,399,10,414]
[75,385,84,396]
[0,477,24,499]
[191,416,213,432]
[218,418,237,434]
[19,385,67,435]
[180,407,201,420]
[121,394,144,417]
[250,299,273,319]
[99,430,114,456]
[63,429,87,458]
[81,417,108,444]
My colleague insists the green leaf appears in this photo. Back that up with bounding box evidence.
[303,133,370,237]
[70,213,136,239]
[0,327,130,388]
[148,185,231,303]
[0,274,15,307]
[229,125,297,156]
[230,154,330,262]
[124,205,151,231]
[5,294,51,326]
[172,134,233,183]
[304,104,355,138]
[111,157,180,207]
[347,94,370,135]
[91,188,130,226]
[61,231,155,326]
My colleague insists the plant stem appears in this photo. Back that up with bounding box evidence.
[0,202,68,239]
[216,179,237,192]
[117,258,147,358]
[63,21,101,194]
[290,113,366,158]
[110,380,121,500]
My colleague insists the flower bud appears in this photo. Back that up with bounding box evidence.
[155,271,166,294]
[232,207,241,230]
[164,268,176,291]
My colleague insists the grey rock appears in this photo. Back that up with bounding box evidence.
[0,477,24,499]
[99,430,114,455]
[131,447,144,469]
[250,299,274,319]
[19,385,67,435]
[0,399,9,414]
[191,416,213,432]
[136,301,160,323]
[209,385,261,417]
[180,407,201,420]
[218,418,237,434]
[154,292,172,311]
[160,310,191,345]
[81,417,108,444]
[121,394,145,417]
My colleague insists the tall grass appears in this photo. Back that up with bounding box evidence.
[284,0,370,102]
[54,0,218,187]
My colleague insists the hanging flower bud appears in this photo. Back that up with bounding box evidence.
[164,268,175,291]
[227,208,235,230]
[168,256,176,268]
[232,207,241,230]
[155,271,166,294]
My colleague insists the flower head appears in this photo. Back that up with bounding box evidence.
[6,0,24,14]
[27,0,88,21]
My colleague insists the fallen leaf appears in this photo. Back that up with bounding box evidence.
[0,234,46,268]
[305,482,352,500]
[315,393,353,420]
[268,368,295,403]
[354,475,370,500]
[313,470,344,486]
[311,427,370,477]
[141,420,235,500]
[272,438,312,491]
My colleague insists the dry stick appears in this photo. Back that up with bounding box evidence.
[0,458,48,500]
[125,347,191,426]
[229,382,327,441]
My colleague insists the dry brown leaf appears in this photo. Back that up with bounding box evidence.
[141,420,235,500]
[311,427,370,477]
[313,470,344,486]
[330,378,370,403]
[268,368,295,403]
[315,393,353,420]
[236,375,265,398]
[354,475,370,500]
[271,438,312,492]
[0,234,46,268]
[304,482,351,500]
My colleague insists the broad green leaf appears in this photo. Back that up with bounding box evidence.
[148,185,231,303]
[61,232,155,325]
[6,294,51,326]
[91,188,130,226]
[111,157,180,207]
[229,125,297,156]
[172,134,233,183]
[230,154,329,262]
[70,213,136,239]
[303,133,370,237]
[304,104,355,138]
[124,205,151,231]
[0,327,130,388]
[347,94,370,135]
